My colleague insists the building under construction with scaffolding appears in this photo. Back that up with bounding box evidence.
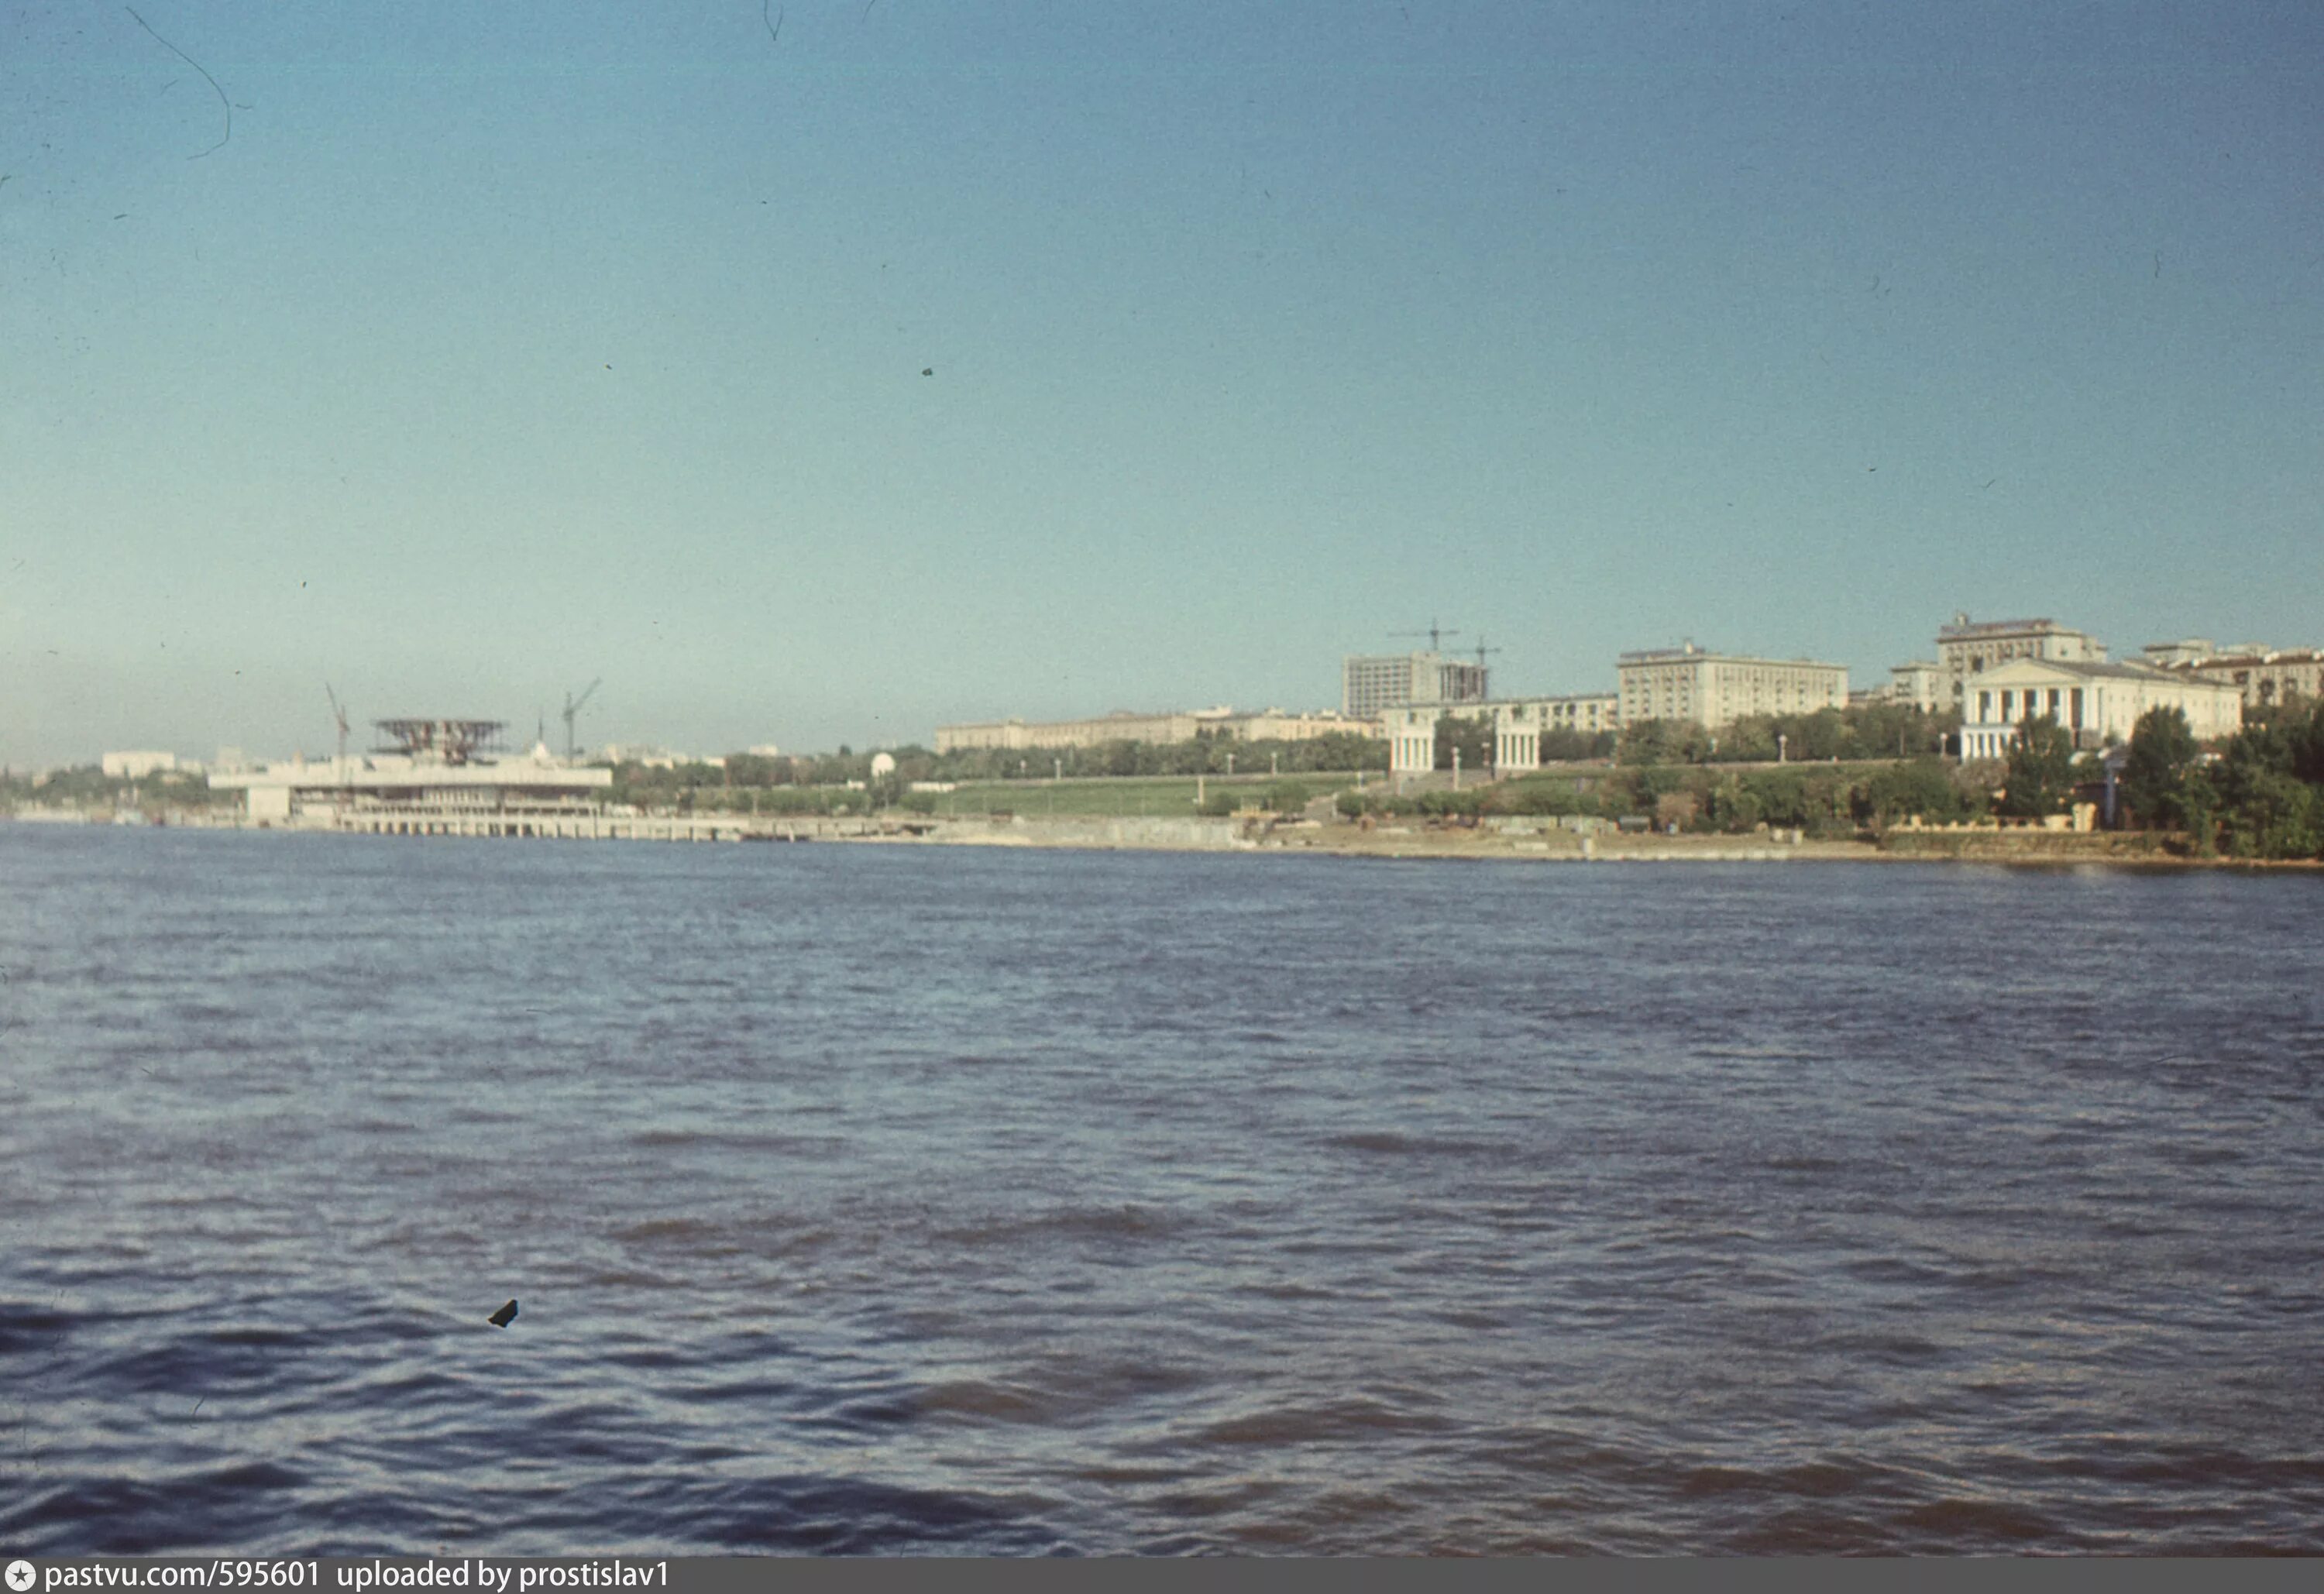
[208,717,614,833]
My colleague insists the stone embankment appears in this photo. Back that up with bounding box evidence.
[33,808,2295,867]
[908,813,1841,861]
[911,816,1246,851]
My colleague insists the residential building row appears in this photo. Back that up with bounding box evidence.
[939,613,2305,775]
[101,750,194,779]
[2139,640,2324,708]
[933,706,1376,754]
[1908,615,2312,761]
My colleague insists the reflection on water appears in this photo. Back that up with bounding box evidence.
[2,828,2320,1553]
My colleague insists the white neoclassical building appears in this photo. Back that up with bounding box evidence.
[1956,658,2242,762]
[1934,615,2107,709]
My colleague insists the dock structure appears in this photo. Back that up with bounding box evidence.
[326,804,759,842]
[192,713,944,845]
[210,716,618,824]
[317,804,875,843]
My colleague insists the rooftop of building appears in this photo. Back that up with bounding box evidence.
[1971,656,2240,686]
[2148,646,2319,668]
[1936,614,2094,641]
[211,748,612,792]
[1617,643,1844,668]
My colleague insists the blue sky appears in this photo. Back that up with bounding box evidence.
[5,2,2319,764]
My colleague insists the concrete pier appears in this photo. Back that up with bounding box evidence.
[296,805,926,843]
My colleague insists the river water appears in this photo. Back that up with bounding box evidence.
[2,826,2319,1554]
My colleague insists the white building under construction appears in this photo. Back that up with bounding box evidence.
[209,717,612,833]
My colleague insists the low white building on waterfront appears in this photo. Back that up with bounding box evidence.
[1956,658,2242,761]
[211,718,611,827]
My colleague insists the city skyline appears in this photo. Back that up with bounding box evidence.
[8,3,2321,767]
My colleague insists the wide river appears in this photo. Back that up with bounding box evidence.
[2,826,2319,1554]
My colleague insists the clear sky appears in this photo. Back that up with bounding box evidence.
[5,2,2319,765]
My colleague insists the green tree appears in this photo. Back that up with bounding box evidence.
[1715,718,1780,762]
[1856,758,1973,828]
[1616,718,1712,766]
[2209,715,2324,859]
[1536,726,1615,762]
[2288,696,2324,786]
[1786,708,1848,761]
[1997,716,2077,818]
[1434,713,1494,773]
[2119,706,2200,830]
[1704,776,1763,831]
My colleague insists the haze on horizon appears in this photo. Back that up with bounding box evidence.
[5,2,2319,768]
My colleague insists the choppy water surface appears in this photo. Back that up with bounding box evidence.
[2,827,2320,1554]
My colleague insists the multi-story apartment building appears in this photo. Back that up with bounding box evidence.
[1934,615,2106,709]
[1885,661,1941,713]
[934,706,1377,754]
[101,751,181,778]
[2140,641,2324,709]
[1615,644,1848,731]
[1340,651,1489,720]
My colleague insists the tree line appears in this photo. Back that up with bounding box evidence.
[603,730,1390,807]
[1339,757,1979,837]
[2105,698,2324,859]
[0,765,232,812]
[1614,703,1955,767]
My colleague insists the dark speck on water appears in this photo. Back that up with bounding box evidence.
[2,827,2320,1554]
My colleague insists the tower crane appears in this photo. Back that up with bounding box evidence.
[561,678,602,762]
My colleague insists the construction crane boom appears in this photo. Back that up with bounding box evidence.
[1390,619,1461,652]
[324,683,350,761]
[561,678,602,762]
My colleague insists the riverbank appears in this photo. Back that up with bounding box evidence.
[15,807,2315,867]
[896,813,2298,867]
